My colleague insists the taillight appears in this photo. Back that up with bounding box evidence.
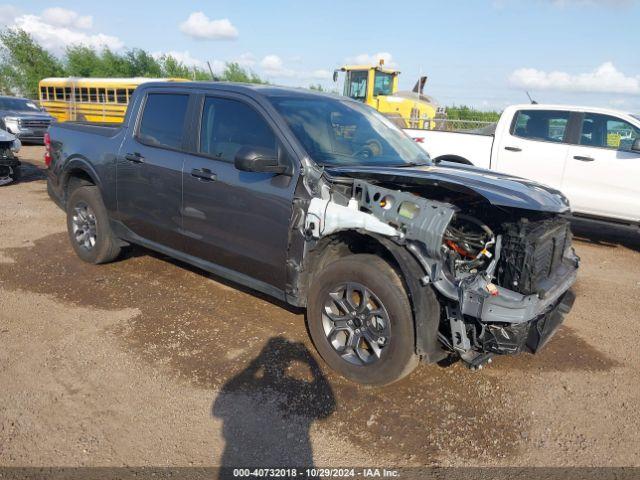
[44,132,52,167]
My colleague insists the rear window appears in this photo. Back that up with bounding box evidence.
[511,110,570,143]
[137,93,189,150]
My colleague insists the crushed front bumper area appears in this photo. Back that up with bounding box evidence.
[477,289,576,355]
[444,249,579,359]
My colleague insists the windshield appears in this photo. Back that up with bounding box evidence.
[0,98,40,112]
[632,114,640,123]
[270,96,431,167]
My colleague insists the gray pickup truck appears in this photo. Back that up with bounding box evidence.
[47,82,579,385]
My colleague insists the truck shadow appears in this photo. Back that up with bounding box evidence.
[570,218,640,253]
[212,336,335,474]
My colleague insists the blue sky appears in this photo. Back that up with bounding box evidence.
[2,0,640,111]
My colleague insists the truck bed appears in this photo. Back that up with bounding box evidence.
[404,128,494,169]
[55,121,122,137]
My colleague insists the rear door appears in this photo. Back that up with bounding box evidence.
[181,93,298,291]
[492,109,571,189]
[563,112,640,222]
[116,91,190,250]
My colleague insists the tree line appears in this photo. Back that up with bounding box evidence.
[0,28,265,98]
[0,28,500,121]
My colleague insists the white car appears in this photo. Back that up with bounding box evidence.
[406,104,640,226]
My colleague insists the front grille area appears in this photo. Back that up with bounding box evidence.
[496,217,571,295]
[18,118,51,130]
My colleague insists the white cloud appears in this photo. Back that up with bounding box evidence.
[0,4,20,24]
[41,7,92,29]
[310,69,332,80]
[13,13,123,53]
[509,62,640,95]
[179,12,238,40]
[346,52,396,68]
[236,52,256,67]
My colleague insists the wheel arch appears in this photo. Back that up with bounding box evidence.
[301,231,445,362]
[60,158,101,204]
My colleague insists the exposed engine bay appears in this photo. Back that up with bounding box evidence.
[302,167,579,369]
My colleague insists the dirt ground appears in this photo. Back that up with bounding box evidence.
[1,146,639,468]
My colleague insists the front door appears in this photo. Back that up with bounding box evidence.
[563,112,640,222]
[493,109,571,190]
[116,92,190,250]
[181,94,298,290]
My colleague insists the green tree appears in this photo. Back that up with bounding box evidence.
[308,83,325,91]
[0,28,64,97]
[66,45,101,77]
[220,62,265,84]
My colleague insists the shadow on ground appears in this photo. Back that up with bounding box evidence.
[571,218,640,253]
[0,232,619,464]
[213,337,334,473]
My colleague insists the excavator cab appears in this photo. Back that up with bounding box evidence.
[333,62,399,107]
[333,60,442,130]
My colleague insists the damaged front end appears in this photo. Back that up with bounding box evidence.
[301,167,579,368]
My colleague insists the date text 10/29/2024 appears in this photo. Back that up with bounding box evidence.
[232,468,400,478]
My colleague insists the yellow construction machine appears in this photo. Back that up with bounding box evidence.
[333,59,443,129]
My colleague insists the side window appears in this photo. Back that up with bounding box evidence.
[137,93,189,150]
[511,110,570,143]
[373,71,393,96]
[199,97,277,161]
[580,113,640,151]
[345,70,368,100]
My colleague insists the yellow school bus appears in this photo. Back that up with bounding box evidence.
[38,77,189,123]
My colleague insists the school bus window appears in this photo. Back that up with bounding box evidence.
[107,90,115,103]
[127,89,135,102]
[116,89,126,104]
[90,88,97,102]
[81,88,89,102]
[64,87,71,100]
[40,87,47,100]
[55,88,64,100]
[47,87,54,99]
[96,89,105,103]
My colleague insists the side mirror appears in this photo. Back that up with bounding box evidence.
[632,138,640,153]
[333,70,339,82]
[234,146,287,174]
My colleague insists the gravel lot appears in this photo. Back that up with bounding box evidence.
[1,146,639,468]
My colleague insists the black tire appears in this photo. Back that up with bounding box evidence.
[10,165,20,182]
[66,185,121,264]
[307,254,419,386]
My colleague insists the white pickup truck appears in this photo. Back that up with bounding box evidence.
[405,104,640,227]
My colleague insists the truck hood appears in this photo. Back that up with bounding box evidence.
[324,162,570,213]
[0,109,53,119]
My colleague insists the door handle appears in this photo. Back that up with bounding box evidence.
[191,168,217,181]
[124,152,145,163]
[504,146,522,152]
[573,155,595,162]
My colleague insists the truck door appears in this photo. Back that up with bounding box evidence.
[181,93,298,291]
[562,112,640,222]
[493,109,571,190]
[116,91,190,250]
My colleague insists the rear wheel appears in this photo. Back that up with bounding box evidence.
[66,185,121,264]
[307,254,419,386]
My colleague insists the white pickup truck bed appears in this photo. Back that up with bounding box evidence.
[404,129,494,169]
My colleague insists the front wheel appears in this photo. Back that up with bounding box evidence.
[307,254,419,386]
